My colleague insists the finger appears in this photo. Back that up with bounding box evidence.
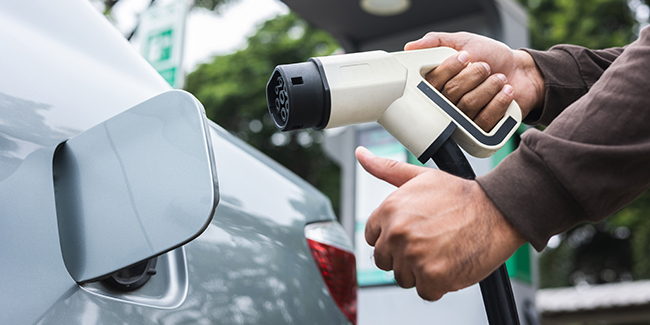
[355,146,428,188]
[414,266,448,301]
[372,239,394,271]
[474,84,514,132]
[456,73,507,119]
[393,260,416,289]
[440,62,491,104]
[365,214,381,246]
[424,51,471,91]
[416,283,445,302]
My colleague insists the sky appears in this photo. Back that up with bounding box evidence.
[104,0,289,73]
[183,0,288,71]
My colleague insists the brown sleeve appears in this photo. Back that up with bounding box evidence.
[477,27,650,251]
[523,46,623,125]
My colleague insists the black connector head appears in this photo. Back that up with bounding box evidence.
[266,60,330,131]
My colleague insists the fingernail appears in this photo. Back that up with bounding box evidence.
[481,62,491,74]
[497,73,507,83]
[503,84,514,95]
[457,51,470,64]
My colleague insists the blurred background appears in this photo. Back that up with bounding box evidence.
[91,0,650,323]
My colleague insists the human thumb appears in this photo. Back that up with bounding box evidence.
[355,146,428,187]
[404,32,470,51]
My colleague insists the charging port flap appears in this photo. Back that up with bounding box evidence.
[53,90,219,283]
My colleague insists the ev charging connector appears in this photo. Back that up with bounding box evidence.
[266,47,521,162]
[266,47,523,325]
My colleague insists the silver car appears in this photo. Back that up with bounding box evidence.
[0,0,356,324]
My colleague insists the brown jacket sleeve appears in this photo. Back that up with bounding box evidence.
[523,46,623,125]
[477,27,650,251]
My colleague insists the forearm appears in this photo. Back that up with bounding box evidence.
[478,28,650,251]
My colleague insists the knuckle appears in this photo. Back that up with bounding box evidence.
[488,74,504,88]
[394,272,414,289]
[410,258,456,301]
[423,260,446,278]
[459,95,479,112]
[416,285,443,301]
[385,219,411,242]
[382,158,401,171]
[486,94,512,116]
[403,246,423,263]
[390,223,408,239]
[376,262,392,272]
[476,114,493,130]
[364,222,379,246]
[495,92,512,106]
[442,82,461,99]
[374,158,403,181]
[470,63,489,78]
[373,250,392,271]
[380,196,401,215]
[416,264,451,301]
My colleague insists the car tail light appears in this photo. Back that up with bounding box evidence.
[305,221,357,324]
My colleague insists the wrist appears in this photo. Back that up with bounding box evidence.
[513,50,546,116]
[473,181,526,259]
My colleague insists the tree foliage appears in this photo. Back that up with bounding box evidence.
[96,0,234,15]
[514,0,650,288]
[184,13,342,214]
[192,0,236,12]
[517,0,637,50]
[93,0,234,38]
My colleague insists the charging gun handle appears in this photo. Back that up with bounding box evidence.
[429,138,520,325]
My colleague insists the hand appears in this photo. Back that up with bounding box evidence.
[424,50,514,132]
[406,32,545,120]
[356,146,526,301]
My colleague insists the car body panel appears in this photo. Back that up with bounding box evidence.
[0,0,348,323]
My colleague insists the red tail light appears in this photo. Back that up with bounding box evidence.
[305,222,357,324]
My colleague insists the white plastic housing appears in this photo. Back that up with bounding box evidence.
[317,51,408,128]
[314,47,522,159]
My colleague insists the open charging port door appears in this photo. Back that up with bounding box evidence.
[53,90,219,284]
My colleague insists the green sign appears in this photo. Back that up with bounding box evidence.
[145,29,173,64]
[135,1,188,88]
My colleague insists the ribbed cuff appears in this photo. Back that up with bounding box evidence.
[522,48,589,126]
[476,131,588,251]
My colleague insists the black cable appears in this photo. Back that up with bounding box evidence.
[430,138,476,180]
[479,264,521,325]
[429,137,520,325]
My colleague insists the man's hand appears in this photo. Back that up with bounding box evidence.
[356,146,526,301]
[424,50,514,132]
[407,32,545,120]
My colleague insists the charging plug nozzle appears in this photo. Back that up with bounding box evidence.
[266,60,330,131]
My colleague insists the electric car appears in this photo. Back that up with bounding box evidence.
[0,0,356,324]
